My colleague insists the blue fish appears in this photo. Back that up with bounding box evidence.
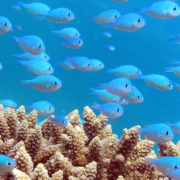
[0,16,13,34]
[68,56,91,71]
[92,102,124,119]
[17,60,54,75]
[21,75,62,92]
[122,85,144,104]
[147,156,180,176]
[100,77,132,96]
[53,27,80,40]
[106,45,116,51]
[63,38,83,49]
[0,154,16,175]
[112,0,128,3]
[0,62,2,71]
[57,60,75,70]
[94,9,121,25]
[110,13,145,32]
[137,123,174,144]
[142,1,180,20]
[10,4,22,11]
[102,32,112,38]
[26,101,55,116]
[13,35,45,55]
[13,52,50,61]
[19,1,51,17]
[169,169,180,180]
[89,59,104,71]
[90,88,128,105]
[0,99,17,108]
[42,8,75,23]
[167,122,180,134]
[107,65,142,79]
[48,115,68,128]
[140,74,173,91]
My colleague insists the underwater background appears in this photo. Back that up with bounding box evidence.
[1,0,180,140]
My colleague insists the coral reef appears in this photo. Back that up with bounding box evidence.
[0,105,175,179]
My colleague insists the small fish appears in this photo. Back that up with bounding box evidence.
[100,77,132,96]
[19,1,51,17]
[0,62,2,71]
[175,82,180,91]
[168,34,180,41]
[142,1,180,20]
[90,88,128,105]
[0,99,17,108]
[92,102,124,119]
[167,122,180,134]
[106,45,116,51]
[0,154,16,175]
[110,13,145,32]
[26,101,55,116]
[171,60,180,66]
[12,35,45,55]
[122,85,144,104]
[68,56,91,71]
[107,65,142,79]
[63,38,83,49]
[102,32,112,38]
[137,123,174,144]
[13,25,22,31]
[53,27,80,40]
[48,115,68,127]
[21,75,62,92]
[94,9,121,25]
[17,60,54,75]
[165,66,180,77]
[147,156,180,176]
[42,8,75,23]
[140,74,173,91]
[169,169,180,180]
[57,60,75,70]
[0,16,13,34]
[13,52,50,61]
[89,59,104,71]
[112,0,128,3]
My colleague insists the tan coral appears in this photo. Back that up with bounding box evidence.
[50,169,63,180]
[16,106,26,122]
[66,109,81,127]
[12,168,31,180]
[26,110,38,129]
[31,163,49,180]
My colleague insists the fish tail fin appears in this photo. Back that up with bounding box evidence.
[164,67,173,72]
[52,30,59,34]
[10,4,21,10]
[18,0,25,6]
[39,14,47,20]
[137,74,145,80]
[166,121,173,128]
[145,158,156,165]
[16,60,24,65]
[21,80,29,86]
[12,54,19,58]
[91,102,100,110]
[12,36,19,42]
[12,25,22,31]
[171,60,180,66]
[99,83,107,89]
[89,87,98,95]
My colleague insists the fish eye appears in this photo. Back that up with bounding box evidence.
[166,131,169,135]
[78,40,81,44]
[120,97,123,101]
[137,19,141,23]
[99,64,101,66]
[49,106,51,110]
[38,45,42,49]
[125,83,128,88]
[114,14,118,18]
[174,7,177,11]
[137,96,140,99]
[175,165,178,169]
[68,12,71,16]
[44,56,47,58]
[54,82,57,85]
[8,162,11,166]
[48,67,51,71]
[168,84,171,87]
[4,22,7,27]
[117,108,120,112]
[88,64,91,67]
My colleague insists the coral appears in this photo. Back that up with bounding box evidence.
[0,105,174,179]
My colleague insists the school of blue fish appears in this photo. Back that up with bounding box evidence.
[1,0,180,177]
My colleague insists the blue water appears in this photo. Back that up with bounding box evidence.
[1,0,180,139]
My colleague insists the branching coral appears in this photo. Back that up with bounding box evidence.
[0,105,173,179]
